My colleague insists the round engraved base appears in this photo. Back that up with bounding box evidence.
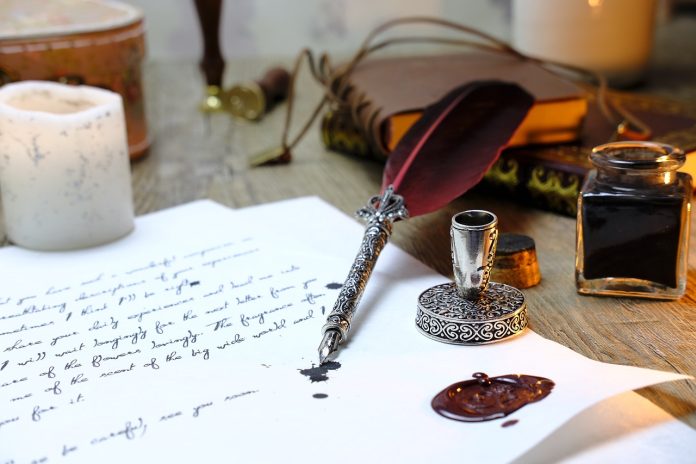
[415,282,528,345]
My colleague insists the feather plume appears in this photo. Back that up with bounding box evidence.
[382,81,534,217]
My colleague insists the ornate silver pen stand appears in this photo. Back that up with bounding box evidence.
[416,210,528,345]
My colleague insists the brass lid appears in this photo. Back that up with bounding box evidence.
[227,81,265,120]
[491,233,541,289]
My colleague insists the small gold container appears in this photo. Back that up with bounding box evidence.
[227,67,290,121]
[491,233,541,289]
[227,81,266,120]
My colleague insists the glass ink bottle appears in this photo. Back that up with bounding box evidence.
[576,142,692,299]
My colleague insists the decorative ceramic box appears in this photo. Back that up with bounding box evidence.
[0,0,149,160]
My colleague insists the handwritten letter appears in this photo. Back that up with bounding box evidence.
[0,199,688,464]
[0,201,340,462]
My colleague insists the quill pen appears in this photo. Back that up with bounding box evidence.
[318,81,534,363]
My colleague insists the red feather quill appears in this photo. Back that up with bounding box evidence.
[382,81,534,216]
[318,81,534,364]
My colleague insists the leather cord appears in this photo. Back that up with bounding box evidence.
[274,16,651,163]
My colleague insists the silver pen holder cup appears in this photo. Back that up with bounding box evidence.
[451,210,498,300]
[416,209,527,345]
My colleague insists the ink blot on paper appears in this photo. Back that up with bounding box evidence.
[299,361,341,382]
[501,419,519,428]
[312,393,328,399]
[431,372,554,422]
[325,282,342,290]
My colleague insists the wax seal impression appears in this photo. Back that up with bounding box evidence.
[415,210,528,345]
[431,372,555,422]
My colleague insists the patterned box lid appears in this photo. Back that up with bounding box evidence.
[0,0,142,40]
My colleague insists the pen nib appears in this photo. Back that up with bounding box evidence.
[318,330,341,365]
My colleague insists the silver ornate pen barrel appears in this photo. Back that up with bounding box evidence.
[318,186,408,364]
[450,210,498,300]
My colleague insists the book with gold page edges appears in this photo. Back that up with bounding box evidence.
[325,52,588,159]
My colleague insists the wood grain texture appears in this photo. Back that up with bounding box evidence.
[134,54,696,427]
[1,16,695,429]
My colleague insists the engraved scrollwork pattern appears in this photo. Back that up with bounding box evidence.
[418,282,524,320]
[322,186,408,339]
[480,228,498,295]
[415,282,528,345]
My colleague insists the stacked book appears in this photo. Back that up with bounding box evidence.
[321,53,696,216]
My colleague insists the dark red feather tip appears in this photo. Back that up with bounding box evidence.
[382,81,534,217]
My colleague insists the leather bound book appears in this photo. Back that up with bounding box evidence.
[334,52,588,157]
[322,89,696,217]
[479,91,696,216]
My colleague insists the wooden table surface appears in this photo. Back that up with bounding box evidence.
[136,16,696,429]
[3,15,696,429]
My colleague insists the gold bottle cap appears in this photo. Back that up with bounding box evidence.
[491,233,541,289]
[227,81,265,120]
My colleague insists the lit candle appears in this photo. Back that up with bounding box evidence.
[0,81,134,250]
[512,0,657,86]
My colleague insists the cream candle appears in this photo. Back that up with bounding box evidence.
[512,0,657,86]
[0,81,134,250]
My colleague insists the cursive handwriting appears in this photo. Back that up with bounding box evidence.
[1,232,327,462]
[50,332,79,346]
[0,321,55,337]
[293,309,315,325]
[99,363,136,378]
[92,349,142,367]
[0,415,20,429]
[90,418,147,444]
[217,334,245,350]
[4,339,42,352]
[252,320,287,339]
[151,330,201,349]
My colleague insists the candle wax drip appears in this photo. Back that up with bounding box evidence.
[431,372,554,422]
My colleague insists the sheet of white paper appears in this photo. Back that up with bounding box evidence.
[0,197,690,463]
[514,391,696,463]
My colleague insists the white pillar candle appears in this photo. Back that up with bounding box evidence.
[512,0,657,86]
[0,81,134,250]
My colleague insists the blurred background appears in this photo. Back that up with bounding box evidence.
[126,0,512,60]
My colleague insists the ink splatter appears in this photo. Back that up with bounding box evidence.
[299,361,341,382]
[325,282,342,290]
[501,419,519,428]
[312,393,328,399]
[190,281,200,286]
